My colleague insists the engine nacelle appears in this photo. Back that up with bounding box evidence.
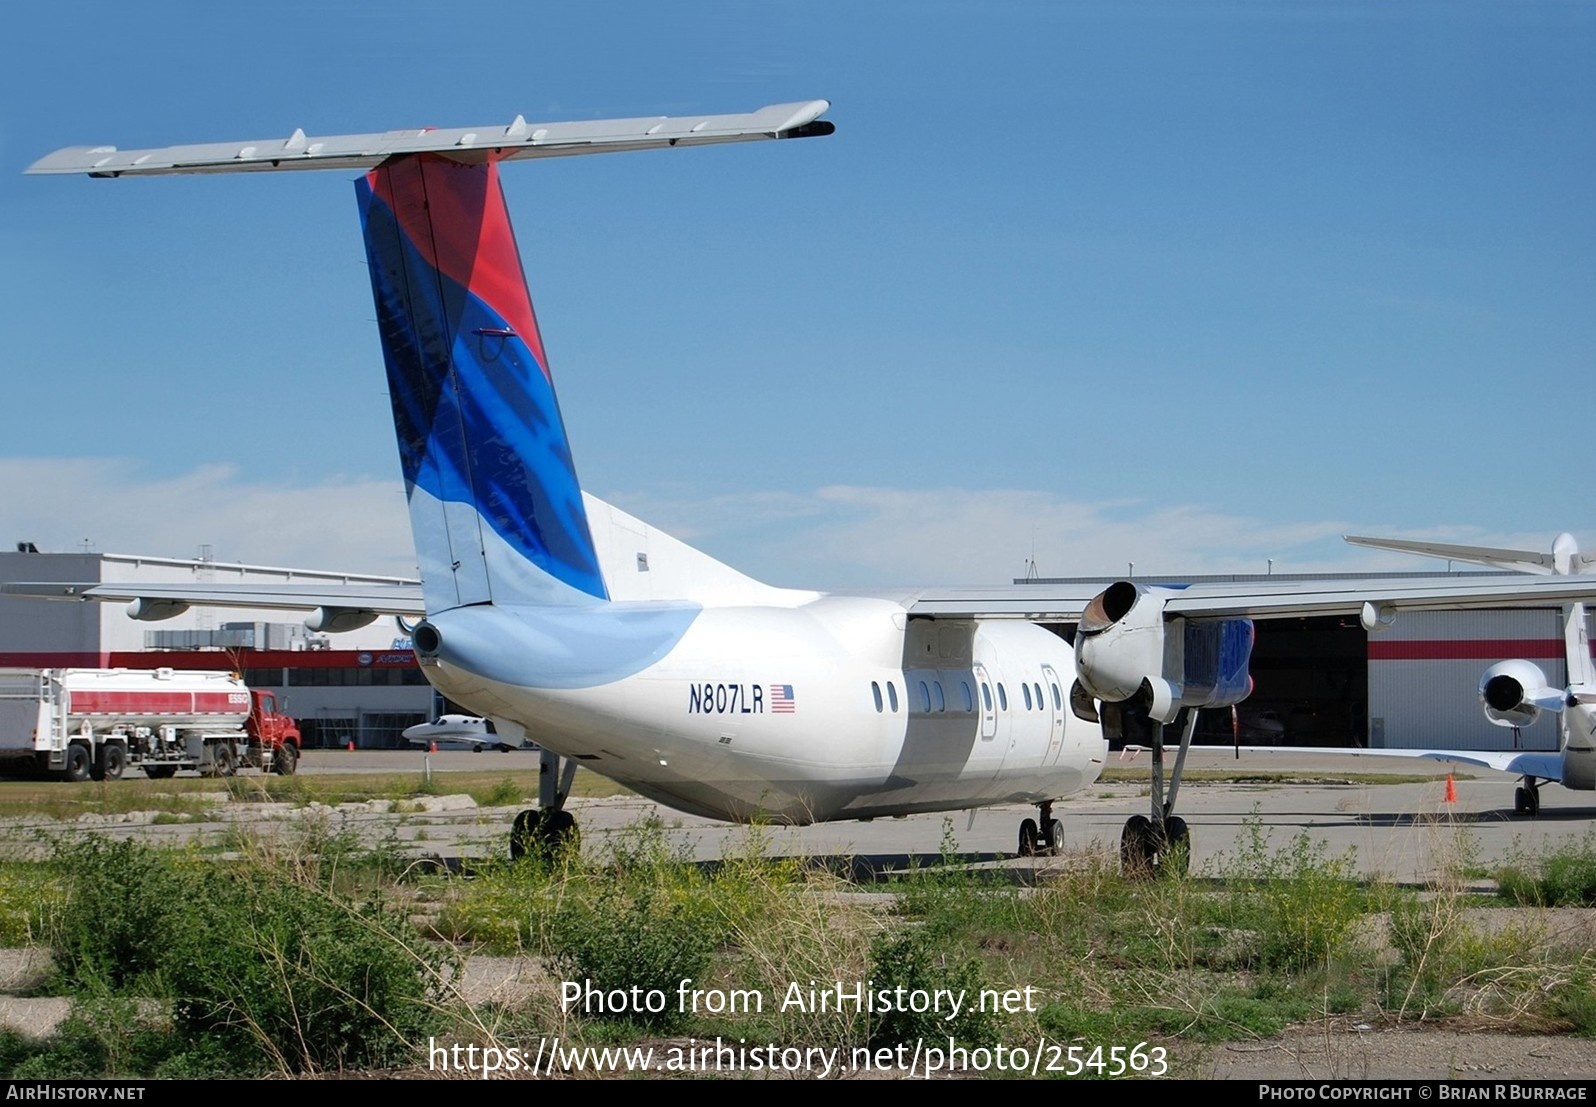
[304,606,381,634]
[126,597,189,622]
[1074,581,1254,724]
[1479,658,1566,729]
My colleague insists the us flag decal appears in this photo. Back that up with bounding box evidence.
[770,684,796,713]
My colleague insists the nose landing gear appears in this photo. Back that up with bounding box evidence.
[1017,801,1065,857]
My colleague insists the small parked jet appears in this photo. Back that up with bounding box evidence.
[23,103,1596,871]
[402,714,524,754]
[1339,533,1596,816]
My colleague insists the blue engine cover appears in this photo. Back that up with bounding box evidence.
[1179,618,1254,708]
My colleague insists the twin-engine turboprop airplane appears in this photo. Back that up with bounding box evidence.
[1340,533,1596,816]
[23,102,1596,872]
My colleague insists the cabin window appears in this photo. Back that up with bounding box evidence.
[997,683,1008,711]
[888,682,899,712]
[933,681,946,712]
[871,681,883,713]
[1051,683,1062,710]
[918,681,931,713]
[1034,683,1044,711]
[1022,683,1032,711]
[960,681,973,712]
[981,683,992,710]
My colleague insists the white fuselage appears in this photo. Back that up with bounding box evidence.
[419,596,1107,823]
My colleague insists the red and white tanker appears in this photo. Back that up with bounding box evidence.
[0,667,301,781]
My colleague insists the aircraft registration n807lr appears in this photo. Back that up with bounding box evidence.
[23,102,1596,871]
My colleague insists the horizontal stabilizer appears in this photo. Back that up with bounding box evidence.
[28,101,832,177]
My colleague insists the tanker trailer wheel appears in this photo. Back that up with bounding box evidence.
[209,745,236,778]
[64,743,92,783]
[273,742,298,776]
[143,766,177,780]
[97,743,126,783]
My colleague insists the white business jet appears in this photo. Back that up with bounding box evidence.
[1342,533,1596,816]
[22,103,1596,871]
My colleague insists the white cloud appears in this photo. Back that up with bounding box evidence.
[4,459,1581,594]
[0,459,414,577]
[606,485,1591,590]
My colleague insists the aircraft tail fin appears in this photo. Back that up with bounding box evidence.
[1566,602,1595,690]
[358,155,607,613]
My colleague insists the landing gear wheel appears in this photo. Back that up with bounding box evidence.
[1121,815,1154,877]
[1158,816,1191,877]
[510,809,541,860]
[1514,784,1540,817]
[64,744,92,783]
[1018,817,1040,858]
[273,743,298,776]
[1045,818,1065,855]
[543,809,578,849]
[143,765,177,780]
[98,743,126,783]
[510,808,580,862]
[209,746,236,778]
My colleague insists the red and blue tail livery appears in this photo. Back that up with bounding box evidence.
[358,155,607,612]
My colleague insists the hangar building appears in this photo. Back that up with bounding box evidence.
[0,547,432,749]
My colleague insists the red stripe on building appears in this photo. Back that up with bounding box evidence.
[1367,639,1590,661]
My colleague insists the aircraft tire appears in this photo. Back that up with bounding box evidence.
[143,765,177,780]
[510,808,579,861]
[1159,816,1191,877]
[544,809,578,846]
[1121,815,1154,877]
[510,809,542,861]
[1018,817,1039,858]
[1046,818,1065,855]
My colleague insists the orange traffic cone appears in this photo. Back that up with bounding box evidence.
[429,741,438,753]
[1444,773,1457,804]
[347,740,355,752]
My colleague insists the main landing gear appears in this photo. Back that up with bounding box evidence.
[510,747,581,861]
[1017,800,1065,858]
[1513,777,1542,817]
[1116,703,1198,878]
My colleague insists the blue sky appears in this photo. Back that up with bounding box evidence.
[2,1,1592,587]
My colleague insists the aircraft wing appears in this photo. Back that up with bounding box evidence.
[906,574,1596,622]
[1231,745,1565,782]
[2,580,423,629]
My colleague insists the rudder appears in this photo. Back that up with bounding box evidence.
[357,154,607,612]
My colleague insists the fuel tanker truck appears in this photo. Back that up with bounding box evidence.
[0,667,300,781]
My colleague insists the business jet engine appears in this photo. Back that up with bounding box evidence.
[1073,581,1254,723]
[1479,658,1567,729]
